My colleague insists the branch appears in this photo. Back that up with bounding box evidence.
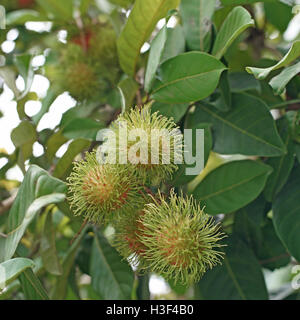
[0,194,16,216]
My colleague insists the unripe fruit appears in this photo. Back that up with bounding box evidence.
[113,210,148,263]
[138,190,226,284]
[67,152,146,224]
[101,105,183,184]
[51,22,120,102]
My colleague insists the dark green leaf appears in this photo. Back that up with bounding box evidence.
[0,258,34,289]
[246,41,300,80]
[180,0,216,52]
[90,231,134,300]
[192,93,286,157]
[212,6,254,59]
[264,117,295,201]
[151,52,226,103]
[196,235,269,300]
[192,160,273,215]
[62,118,104,140]
[273,165,300,262]
[117,0,180,76]
[0,165,66,262]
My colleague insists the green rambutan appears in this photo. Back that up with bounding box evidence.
[138,190,226,284]
[112,210,148,264]
[100,105,183,184]
[67,152,146,224]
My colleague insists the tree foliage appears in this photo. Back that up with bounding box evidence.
[0,0,300,300]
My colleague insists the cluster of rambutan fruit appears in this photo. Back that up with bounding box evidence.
[67,106,226,284]
[48,18,121,102]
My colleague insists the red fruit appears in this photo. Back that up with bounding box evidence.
[71,30,93,50]
[18,0,35,8]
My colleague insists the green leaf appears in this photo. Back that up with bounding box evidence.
[46,129,68,162]
[229,72,260,92]
[53,139,91,179]
[151,52,226,103]
[90,231,134,300]
[6,10,46,25]
[246,41,300,80]
[35,0,73,21]
[0,165,67,262]
[255,220,290,270]
[145,25,185,92]
[144,26,168,93]
[273,165,300,262]
[212,6,254,59]
[151,101,189,123]
[212,70,232,112]
[221,0,275,5]
[192,160,273,215]
[0,66,21,98]
[62,118,104,140]
[264,1,293,33]
[109,0,134,7]
[52,225,88,299]
[117,0,180,76]
[118,77,139,112]
[269,61,300,95]
[0,258,34,289]
[13,54,34,100]
[180,0,216,51]
[170,123,212,187]
[196,235,268,300]
[192,93,286,157]
[40,213,63,276]
[295,143,300,163]
[264,117,295,202]
[32,88,57,125]
[18,268,49,300]
[11,121,37,171]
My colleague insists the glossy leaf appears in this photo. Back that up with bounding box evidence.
[151,101,189,123]
[53,139,91,179]
[62,118,104,140]
[192,160,273,215]
[0,165,66,262]
[90,231,134,300]
[269,61,300,95]
[196,235,268,300]
[246,41,300,80]
[0,258,34,289]
[151,52,226,103]
[13,54,34,100]
[273,165,300,262]
[192,93,286,157]
[264,117,295,201]
[180,0,216,51]
[52,225,88,299]
[212,6,254,59]
[19,268,49,300]
[40,213,62,276]
[118,77,139,112]
[117,0,180,76]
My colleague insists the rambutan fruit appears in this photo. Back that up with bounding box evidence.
[67,152,146,225]
[138,190,226,284]
[113,210,148,264]
[100,105,183,184]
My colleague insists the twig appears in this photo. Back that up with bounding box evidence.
[70,218,88,245]
[259,253,290,265]
[0,194,16,216]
